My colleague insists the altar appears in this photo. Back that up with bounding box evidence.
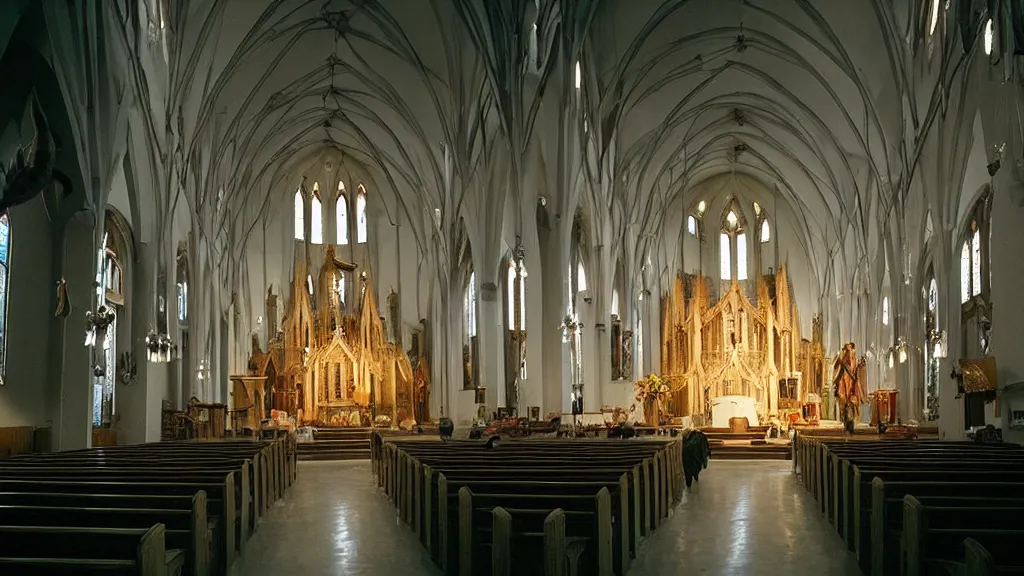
[711,395,759,428]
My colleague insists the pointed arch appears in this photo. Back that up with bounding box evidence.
[310,182,323,245]
[293,189,304,240]
[336,181,348,244]
[356,184,368,244]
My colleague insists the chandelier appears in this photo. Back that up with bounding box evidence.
[145,330,177,363]
[84,306,116,347]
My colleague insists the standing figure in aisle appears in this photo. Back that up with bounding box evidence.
[832,342,866,433]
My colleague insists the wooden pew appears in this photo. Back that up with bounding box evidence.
[902,495,1024,576]
[0,475,237,571]
[0,523,174,576]
[378,437,680,576]
[0,490,209,576]
[460,487,607,576]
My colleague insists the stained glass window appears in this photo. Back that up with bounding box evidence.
[971,228,981,297]
[737,233,748,280]
[0,214,10,374]
[960,241,970,303]
[687,216,697,236]
[720,233,731,280]
[356,186,368,244]
[928,278,938,313]
[294,190,304,240]
[310,192,323,245]
[760,220,770,243]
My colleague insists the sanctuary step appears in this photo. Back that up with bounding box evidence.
[709,441,792,461]
[297,428,372,461]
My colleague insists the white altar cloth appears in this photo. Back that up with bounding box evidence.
[711,395,759,428]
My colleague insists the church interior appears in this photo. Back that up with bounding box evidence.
[2,0,1024,574]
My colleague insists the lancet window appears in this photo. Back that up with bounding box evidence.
[0,214,10,375]
[336,181,348,244]
[959,192,991,429]
[356,185,368,244]
[959,199,989,304]
[507,250,528,381]
[310,182,323,245]
[294,189,304,240]
[924,272,940,420]
[687,215,697,236]
[95,212,129,428]
[719,201,748,281]
[882,296,890,325]
[463,267,478,390]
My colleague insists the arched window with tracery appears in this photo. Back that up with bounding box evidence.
[310,182,323,245]
[96,212,130,428]
[356,185,368,244]
[0,214,11,375]
[336,181,348,244]
[293,189,304,240]
[959,191,991,429]
[719,201,748,282]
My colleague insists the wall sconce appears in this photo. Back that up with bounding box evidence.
[84,306,116,347]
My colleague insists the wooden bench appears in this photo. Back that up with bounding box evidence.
[0,523,177,575]
[902,495,1024,576]
[489,507,590,576]
[460,487,606,576]
[377,437,682,576]
[0,475,237,572]
[0,489,209,576]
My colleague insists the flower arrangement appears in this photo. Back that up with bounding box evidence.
[634,373,671,403]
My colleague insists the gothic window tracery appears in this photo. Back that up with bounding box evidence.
[294,189,304,240]
[719,201,748,281]
[311,182,323,245]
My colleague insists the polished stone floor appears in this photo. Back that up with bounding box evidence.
[230,459,860,576]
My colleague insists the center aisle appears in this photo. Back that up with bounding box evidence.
[626,460,861,575]
[228,460,440,576]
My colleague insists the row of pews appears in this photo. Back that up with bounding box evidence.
[794,433,1024,576]
[372,435,683,576]
[0,436,296,576]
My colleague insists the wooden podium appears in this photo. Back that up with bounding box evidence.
[871,389,899,426]
[231,375,268,431]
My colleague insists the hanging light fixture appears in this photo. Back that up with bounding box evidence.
[84,306,116,347]
[145,329,177,363]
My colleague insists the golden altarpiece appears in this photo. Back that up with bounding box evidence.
[242,246,424,427]
[660,265,825,424]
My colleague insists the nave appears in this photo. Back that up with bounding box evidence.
[239,460,859,576]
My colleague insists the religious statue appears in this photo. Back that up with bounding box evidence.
[832,342,866,430]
